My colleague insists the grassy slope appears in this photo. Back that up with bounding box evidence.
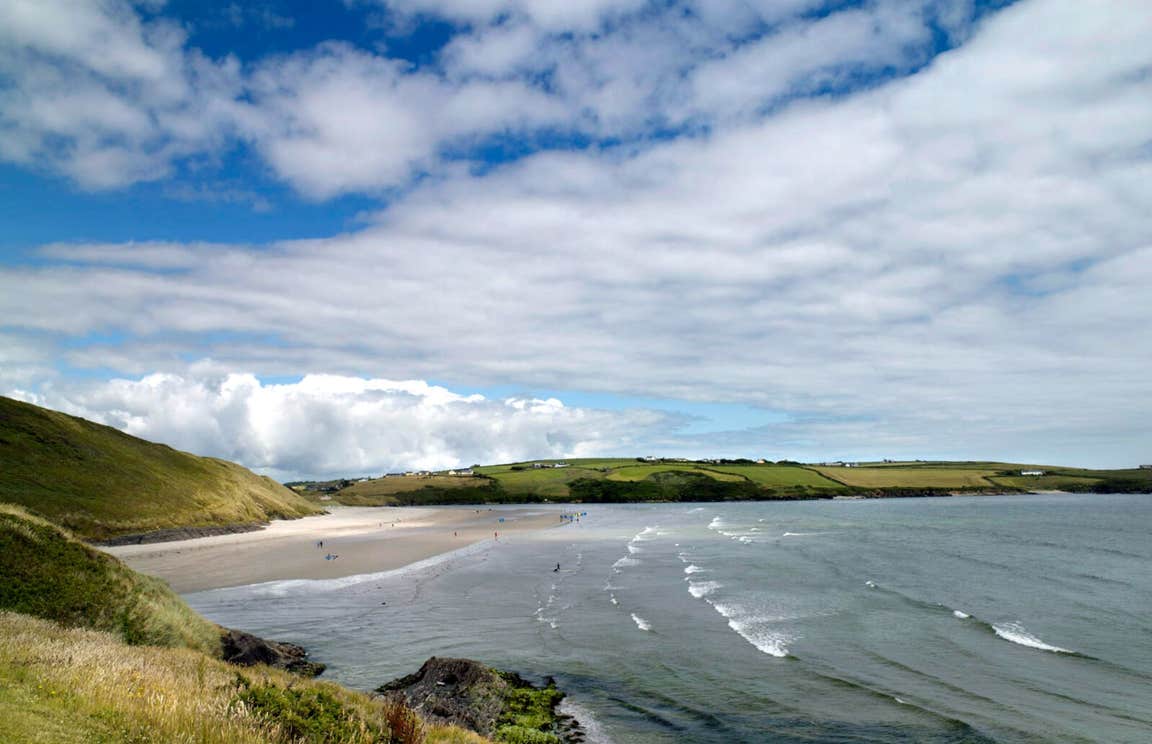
[0,505,489,743]
[332,475,490,506]
[0,396,322,540]
[0,504,221,654]
[809,466,1001,488]
[0,613,488,744]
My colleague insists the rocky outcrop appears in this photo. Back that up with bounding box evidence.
[221,628,326,677]
[377,657,584,742]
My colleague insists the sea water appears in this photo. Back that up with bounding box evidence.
[186,494,1152,742]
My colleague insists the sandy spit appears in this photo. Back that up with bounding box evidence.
[102,506,562,593]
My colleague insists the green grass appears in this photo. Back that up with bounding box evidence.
[332,476,488,505]
[0,396,323,540]
[0,613,486,744]
[606,464,746,482]
[706,465,845,489]
[0,504,221,655]
[810,466,1000,488]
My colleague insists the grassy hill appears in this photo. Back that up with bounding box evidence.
[315,457,1152,505]
[0,396,322,540]
[0,504,222,654]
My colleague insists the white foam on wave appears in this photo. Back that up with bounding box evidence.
[737,536,754,544]
[707,601,790,657]
[953,610,971,619]
[782,532,824,537]
[559,699,612,744]
[626,544,642,554]
[637,526,659,538]
[993,622,1071,653]
[631,613,652,632]
[683,564,704,575]
[609,594,618,606]
[688,580,722,599]
[686,507,706,513]
[865,580,876,588]
[612,556,638,571]
[708,516,724,529]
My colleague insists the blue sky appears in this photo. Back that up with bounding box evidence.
[1,0,1150,478]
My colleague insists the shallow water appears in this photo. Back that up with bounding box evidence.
[187,494,1152,742]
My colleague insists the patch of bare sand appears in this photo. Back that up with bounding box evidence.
[102,506,561,593]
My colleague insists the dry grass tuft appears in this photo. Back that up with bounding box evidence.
[0,612,490,743]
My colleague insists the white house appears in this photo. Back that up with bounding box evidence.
[1020,470,1045,476]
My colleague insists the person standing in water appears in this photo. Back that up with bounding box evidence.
[554,563,560,572]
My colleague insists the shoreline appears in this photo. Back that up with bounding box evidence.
[102,505,561,593]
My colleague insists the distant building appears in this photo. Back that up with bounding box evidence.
[1020,470,1045,476]
[447,468,474,476]
[1140,464,1152,470]
[553,462,569,468]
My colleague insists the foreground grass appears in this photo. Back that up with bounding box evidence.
[0,613,488,744]
[0,395,322,540]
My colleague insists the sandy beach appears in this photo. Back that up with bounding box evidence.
[103,506,561,593]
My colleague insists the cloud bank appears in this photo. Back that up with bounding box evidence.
[17,372,673,480]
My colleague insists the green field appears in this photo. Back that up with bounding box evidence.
[332,475,488,505]
[607,464,747,482]
[708,464,845,488]
[811,466,1000,488]
[0,396,322,540]
[337,457,1152,503]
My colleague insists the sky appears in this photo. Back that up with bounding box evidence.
[1,0,1150,479]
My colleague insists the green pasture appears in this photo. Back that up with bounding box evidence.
[811,466,999,488]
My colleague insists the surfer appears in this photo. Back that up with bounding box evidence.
[554,563,560,572]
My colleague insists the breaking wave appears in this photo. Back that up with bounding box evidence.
[992,622,1072,654]
[631,613,653,632]
[688,580,722,599]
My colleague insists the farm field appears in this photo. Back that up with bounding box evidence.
[332,475,484,504]
[709,465,845,488]
[606,464,746,482]
[811,466,999,488]
[322,459,1152,504]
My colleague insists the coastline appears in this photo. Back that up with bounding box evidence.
[102,505,561,593]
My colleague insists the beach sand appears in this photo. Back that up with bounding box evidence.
[103,506,560,593]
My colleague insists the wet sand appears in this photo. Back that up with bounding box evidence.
[102,506,560,593]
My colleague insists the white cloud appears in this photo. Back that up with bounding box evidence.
[19,371,673,480]
[2,0,1150,466]
[382,0,649,32]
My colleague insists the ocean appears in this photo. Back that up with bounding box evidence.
[186,494,1152,743]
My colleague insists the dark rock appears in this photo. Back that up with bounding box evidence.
[377,657,585,742]
[377,657,507,735]
[221,628,326,677]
